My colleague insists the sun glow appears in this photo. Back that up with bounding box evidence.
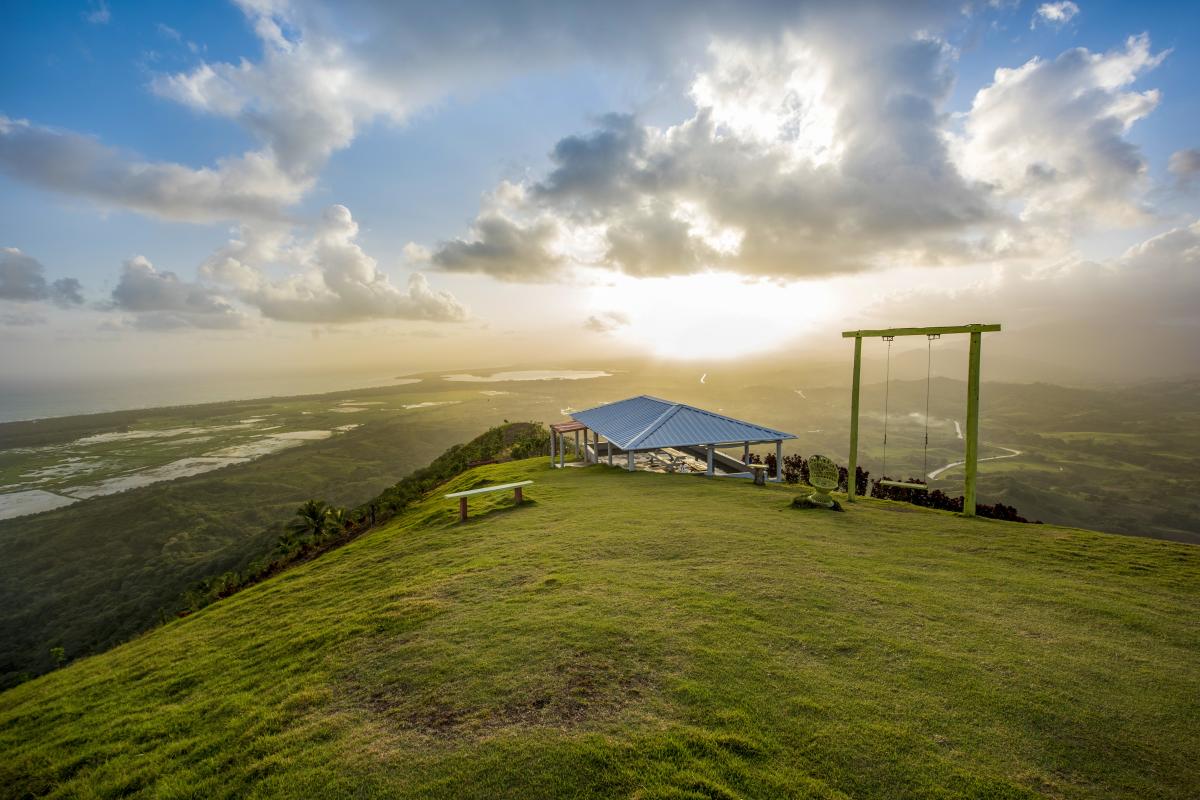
[586,271,840,360]
[692,38,843,168]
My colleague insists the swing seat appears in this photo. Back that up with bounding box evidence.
[879,480,929,491]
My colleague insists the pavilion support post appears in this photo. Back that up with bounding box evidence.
[627,451,636,472]
[583,429,590,463]
[706,445,715,477]
[559,433,565,469]
[608,440,614,466]
[574,430,580,462]
[775,440,783,482]
[846,335,862,502]
[743,442,750,465]
[964,331,982,517]
[549,429,556,466]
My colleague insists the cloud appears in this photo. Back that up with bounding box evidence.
[996,219,1200,324]
[109,256,248,329]
[1,311,47,327]
[858,217,1200,378]
[0,248,84,307]
[432,213,565,282]
[84,1,110,24]
[954,34,1166,230]
[1032,1,1079,28]
[146,0,743,223]
[431,29,1003,283]
[584,311,630,334]
[204,205,468,323]
[533,114,649,210]
[1169,148,1200,185]
[0,1,966,224]
[0,117,306,223]
[0,0,1178,300]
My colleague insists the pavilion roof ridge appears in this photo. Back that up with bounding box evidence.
[632,399,792,445]
[623,402,684,450]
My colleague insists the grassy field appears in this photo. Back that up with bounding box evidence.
[4,368,1199,688]
[2,458,1197,799]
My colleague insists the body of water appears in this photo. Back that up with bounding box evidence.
[0,373,420,423]
[442,370,612,383]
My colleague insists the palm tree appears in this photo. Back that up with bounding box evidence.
[290,499,330,542]
[327,506,351,535]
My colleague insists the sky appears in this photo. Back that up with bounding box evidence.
[1,0,1198,390]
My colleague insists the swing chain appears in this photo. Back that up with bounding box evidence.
[881,334,936,484]
[923,335,936,478]
[881,337,893,477]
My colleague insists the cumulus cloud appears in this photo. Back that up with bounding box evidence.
[1,0,1180,307]
[432,214,565,282]
[109,256,248,330]
[0,117,305,223]
[0,248,84,308]
[432,29,1002,282]
[1032,1,1079,28]
[1,0,965,224]
[954,34,1166,230]
[203,205,468,323]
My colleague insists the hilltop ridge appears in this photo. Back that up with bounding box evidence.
[2,458,1198,799]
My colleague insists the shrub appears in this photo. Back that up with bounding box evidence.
[746,449,1035,523]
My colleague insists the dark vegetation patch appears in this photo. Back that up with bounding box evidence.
[338,642,653,742]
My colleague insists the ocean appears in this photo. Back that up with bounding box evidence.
[0,370,416,423]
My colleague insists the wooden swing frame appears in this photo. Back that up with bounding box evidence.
[843,323,1001,516]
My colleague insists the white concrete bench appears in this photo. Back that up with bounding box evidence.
[445,480,533,522]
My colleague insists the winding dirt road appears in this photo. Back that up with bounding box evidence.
[927,443,1022,480]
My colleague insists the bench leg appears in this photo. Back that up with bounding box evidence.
[459,497,468,522]
[514,486,523,504]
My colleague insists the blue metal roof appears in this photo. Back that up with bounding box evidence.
[570,395,796,450]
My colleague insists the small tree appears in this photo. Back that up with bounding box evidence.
[50,646,66,669]
[290,500,330,542]
[327,507,351,535]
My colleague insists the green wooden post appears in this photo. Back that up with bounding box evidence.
[846,335,862,502]
[964,330,982,516]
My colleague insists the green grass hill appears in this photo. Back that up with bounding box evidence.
[2,458,1198,799]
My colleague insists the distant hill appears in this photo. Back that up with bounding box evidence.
[3,457,1197,799]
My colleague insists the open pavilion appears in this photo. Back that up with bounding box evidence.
[549,395,797,480]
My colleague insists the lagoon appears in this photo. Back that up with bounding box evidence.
[442,370,612,383]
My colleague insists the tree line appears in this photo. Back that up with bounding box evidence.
[178,422,550,614]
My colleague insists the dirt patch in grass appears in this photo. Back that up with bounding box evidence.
[339,646,653,742]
